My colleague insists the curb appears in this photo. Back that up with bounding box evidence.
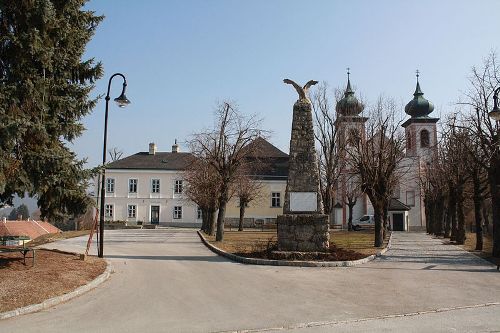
[197,231,392,267]
[0,257,113,320]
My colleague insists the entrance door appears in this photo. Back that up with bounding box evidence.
[151,206,160,224]
[393,213,404,231]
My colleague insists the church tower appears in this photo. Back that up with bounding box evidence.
[402,72,438,161]
[335,70,367,227]
[400,71,439,231]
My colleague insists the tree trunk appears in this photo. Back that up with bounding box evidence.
[201,208,208,233]
[434,195,445,236]
[209,208,216,236]
[449,190,457,241]
[444,210,451,238]
[373,203,384,247]
[474,196,483,251]
[473,172,483,251]
[216,189,229,241]
[238,201,246,231]
[482,202,490,235]
[382,204,388,240]
[456,188,466,245]
[347,202,355,231]
[424,197,432,234]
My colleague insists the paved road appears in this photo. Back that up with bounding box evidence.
[1,230,499,333]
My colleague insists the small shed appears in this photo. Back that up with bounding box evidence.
[388,199,411,231]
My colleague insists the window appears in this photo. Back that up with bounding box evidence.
[406,132,412,150]
[129,179,138,193]
[106,178,115,193]
[420,129,430,148]
[127,205,137,218]
[271,192,281,207]
[406,190,415,207]
[173,206,182,219]
[151,179,160,193]
[197,207,202,220]
[174,180,183,194]
[105,204,113,218]
[392,183,400,199]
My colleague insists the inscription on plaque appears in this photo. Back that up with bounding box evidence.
[289,192,317,212]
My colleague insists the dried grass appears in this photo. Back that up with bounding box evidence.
[0,249,106,313]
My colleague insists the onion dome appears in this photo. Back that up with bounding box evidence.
[336,69,364,116]
[405,71,434,117]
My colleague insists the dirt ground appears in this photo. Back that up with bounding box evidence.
[0,248,106,313]
[205,229,388,261]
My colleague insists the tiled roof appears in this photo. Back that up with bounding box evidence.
[0,220,61,240]
[106,152,195,170]
[242,137,289,158]
[388,198,411,211]
[105,138,290,179]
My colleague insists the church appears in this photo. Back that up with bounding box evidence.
[334,72,438,231]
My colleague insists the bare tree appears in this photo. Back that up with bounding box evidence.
[458,52,500,256]
[442,121,470,244]
[340,173,362,231]
[421,145,447,236]
[108,147,123,161]
[184,158,220,235]
[311,82,341,215]
[463,124,489,250]
[234,171,263,231]
[189,101,264,241]
[348,96,405,247]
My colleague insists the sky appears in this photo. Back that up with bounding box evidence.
[73,0,500,168]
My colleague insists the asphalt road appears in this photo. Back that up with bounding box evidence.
[0,229,499,333]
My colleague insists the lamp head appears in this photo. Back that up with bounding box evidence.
[489,93,500,121]
[114,83,131,108]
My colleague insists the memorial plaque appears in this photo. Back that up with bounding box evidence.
[290,192,317,212]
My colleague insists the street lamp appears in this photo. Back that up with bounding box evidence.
[98,73,130,258]
[488,87,500,121]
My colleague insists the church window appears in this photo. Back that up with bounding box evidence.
[406,191,415,207]
[420,129,430,148]
[406,132,412,150]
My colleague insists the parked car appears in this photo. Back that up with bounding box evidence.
[352,215,375,231]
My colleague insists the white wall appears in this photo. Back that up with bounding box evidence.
[99,169,199,224]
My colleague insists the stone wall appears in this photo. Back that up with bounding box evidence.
[277,214,329,252]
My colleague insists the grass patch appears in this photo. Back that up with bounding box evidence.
[461,232,496,264]
[204,229,388,261]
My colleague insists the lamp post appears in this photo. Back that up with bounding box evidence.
[488,87,500,121]
[488,86,500,259]
[98,73,130,258]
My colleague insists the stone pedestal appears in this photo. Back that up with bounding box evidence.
[277,214,329,252]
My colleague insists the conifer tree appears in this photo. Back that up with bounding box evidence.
[0,0,103,221]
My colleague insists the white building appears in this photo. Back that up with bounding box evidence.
[101,141,200,226]
[99,139,288,227]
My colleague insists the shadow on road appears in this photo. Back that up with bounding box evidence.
[105,254,228,262]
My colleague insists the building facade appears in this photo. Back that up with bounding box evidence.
[334,73,438,231]
[99,139,288,226]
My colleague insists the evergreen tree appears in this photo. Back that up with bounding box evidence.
[7,207,17,220]
[16,204,30,220]
[0,1,103,222]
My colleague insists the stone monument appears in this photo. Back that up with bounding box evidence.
[277,79,330,252]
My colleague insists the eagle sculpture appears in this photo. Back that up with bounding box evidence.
[283,79,318,101]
